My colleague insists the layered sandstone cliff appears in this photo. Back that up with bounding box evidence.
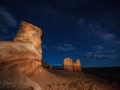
[63,58,81,72]
[0,21,42,90]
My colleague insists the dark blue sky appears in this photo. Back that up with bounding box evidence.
[0,0,120,67]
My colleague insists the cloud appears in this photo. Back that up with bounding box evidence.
[76,18,85,26]
[80,45,119,60]
[93,45,103,51]
[0,7,17,26]
[42,44,49,50]
[98,31,116,41]
[64,44,72,47]
[104,50,116,54]
[54,46,67,51]
[94,30,120,44]
[54,43,75,51]
[81,52,92,57]
[87,20,120,45]
[0,7,17,33]
[88,54,113,60]
[51,63,62,66]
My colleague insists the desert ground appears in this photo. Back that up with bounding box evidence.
[31,66,120,90]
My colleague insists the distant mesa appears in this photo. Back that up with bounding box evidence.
[63,58,81,72]
[0,38,4,41]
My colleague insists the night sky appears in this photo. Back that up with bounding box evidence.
[0,0,120,67]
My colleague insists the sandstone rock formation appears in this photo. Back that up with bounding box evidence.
[63,58,73,71]
[13,21,42,58]
[0,21,42,90]
[42,62,53,69]
[74,59,81,72]
[73,62,77,72]
[63,58,81,72]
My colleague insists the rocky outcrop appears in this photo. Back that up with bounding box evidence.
[73,62,77,72]
[63,58,73,71]
[0,21,42,90]
[42,62,53,69]
[73,59,81,72]
[63,58,81,72]
[13,21,42,57]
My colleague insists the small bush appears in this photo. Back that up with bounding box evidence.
[62,82,67,86]
[46,84,52,88]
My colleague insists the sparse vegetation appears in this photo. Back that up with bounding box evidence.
[62,82,67,86]
[89,84,97,90]
[46,84,52,88]
[41,67,120,90]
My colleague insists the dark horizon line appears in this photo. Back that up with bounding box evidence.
[51,65,120,68]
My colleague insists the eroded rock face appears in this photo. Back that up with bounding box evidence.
[63,58,81,72]
[74,59,81,72]
[73,63,77,72]
[0,21,42,90]
[13,21,42,55]
[63,58,73,71]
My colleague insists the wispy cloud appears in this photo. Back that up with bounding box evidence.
[76,16,120,45]
[42,44,49,50]
[64,44,72,47]
[54,46,67,51]
[88,24,120,45]
[93,45,103,51]
[0,7,17,33]
[76,18,85,26]
[54,43,75,51]
[80,45,119,60]
[96,31,116,41]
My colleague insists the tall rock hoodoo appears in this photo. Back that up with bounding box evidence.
[13,21,42,55]
[63,58,73,71]
[0,21,42,90]
[63,58,81,72]
[74,59,81,72]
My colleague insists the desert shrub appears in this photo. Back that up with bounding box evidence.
[62,82,67,86]
[89,84,97,90]
[46,84,52,88]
